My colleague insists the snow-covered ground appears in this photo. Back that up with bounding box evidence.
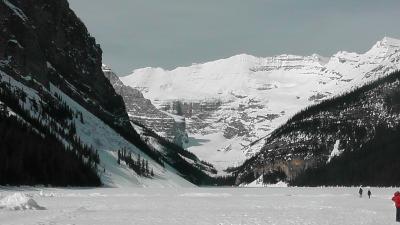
[0,187,398,225]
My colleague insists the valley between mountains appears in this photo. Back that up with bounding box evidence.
[118,37,400,177]
[1,0,400,187]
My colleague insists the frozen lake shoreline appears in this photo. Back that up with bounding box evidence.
[0,187,399,225]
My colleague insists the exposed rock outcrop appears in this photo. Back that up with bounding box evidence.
[0,0,129,129]
[102,65,189,147]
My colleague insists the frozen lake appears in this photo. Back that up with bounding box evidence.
[0,187,398,225]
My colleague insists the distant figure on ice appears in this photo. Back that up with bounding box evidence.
[392,191,400,222]
[367,189,372,199]
[359,187,363,198]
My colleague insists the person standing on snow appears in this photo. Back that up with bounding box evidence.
[367,189,372,199]
[392,191,400,222]
[359,187,363,198]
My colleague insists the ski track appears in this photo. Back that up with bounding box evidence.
[0,187,398,225]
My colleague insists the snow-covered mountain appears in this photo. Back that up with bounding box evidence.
[102,65,220,184]
[102,64,189,147]
[235,70,400,186]
[121,37,400,173]
[0,0,194,187]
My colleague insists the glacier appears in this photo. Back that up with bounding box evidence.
[120,37,400,173]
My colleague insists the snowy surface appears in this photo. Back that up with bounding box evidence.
[0,68,194,188]
[49,84,194,188]
[0,193,45,211]
[0,187,399,225]
[121,37,400,172]
[327,140,344,163]
[243,176,288,188]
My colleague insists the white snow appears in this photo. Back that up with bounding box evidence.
[0,187,398,224]
[121,37,400,172]
[242,175,289,188]
[2,0,28,22]
[49,84,194,188]
[0,193,45,210]
[327,140,344,163]
[0,69,194,188]
[46,61,56,71]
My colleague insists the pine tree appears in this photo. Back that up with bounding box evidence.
[142,159,146,174]
[80,112,84,123]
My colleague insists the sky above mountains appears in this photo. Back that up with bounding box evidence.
[68,0,400,76]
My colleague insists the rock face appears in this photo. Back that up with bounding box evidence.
[121,37,400,172]
[102,65,189,147]
[0,0,128,129]
[0,0,197,187]
[235,70,400,185]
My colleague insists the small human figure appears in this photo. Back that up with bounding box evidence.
[367,189,372,199]
[392,191,400,222]
[359,187,363,198]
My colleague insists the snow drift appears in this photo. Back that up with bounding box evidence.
[0,193,45,210]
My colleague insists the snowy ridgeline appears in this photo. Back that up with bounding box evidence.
[0,187,399,225]
[120,37,400,172]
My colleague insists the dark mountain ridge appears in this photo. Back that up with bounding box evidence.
[0,0,190,186]
[234,70,400,186]
[0,0,217,186]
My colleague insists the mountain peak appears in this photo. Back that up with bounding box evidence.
[371,36,400,51]
[380,36,400,47]
[365,37,400,57]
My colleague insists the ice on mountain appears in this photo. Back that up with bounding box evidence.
[120,37,400,173]
[327,140,344,163]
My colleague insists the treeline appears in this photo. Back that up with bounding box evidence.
[291,125,400,186]
[273,70,400,138]
[132,122,241,186]
[131,122,228,185]
[234,70,400,186]
[284,70,400,186]
[262,170,287,184]
[0,112,101,186]
[117,148,154,177]
[49,68,168,172]
[239,169,287,185]
[0,76,101,186]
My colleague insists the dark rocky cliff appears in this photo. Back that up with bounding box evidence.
[0,0,128,128]
[0,0,167,163]
[0,0,178,185]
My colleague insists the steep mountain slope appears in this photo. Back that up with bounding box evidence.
[234,70,400,186]
[0,104,101,186]
[121,37,400,172]
[103,65,229,185]
[0,0,194,187]
[102,65,189,147]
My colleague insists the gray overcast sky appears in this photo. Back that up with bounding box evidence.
[68,0,400,75]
